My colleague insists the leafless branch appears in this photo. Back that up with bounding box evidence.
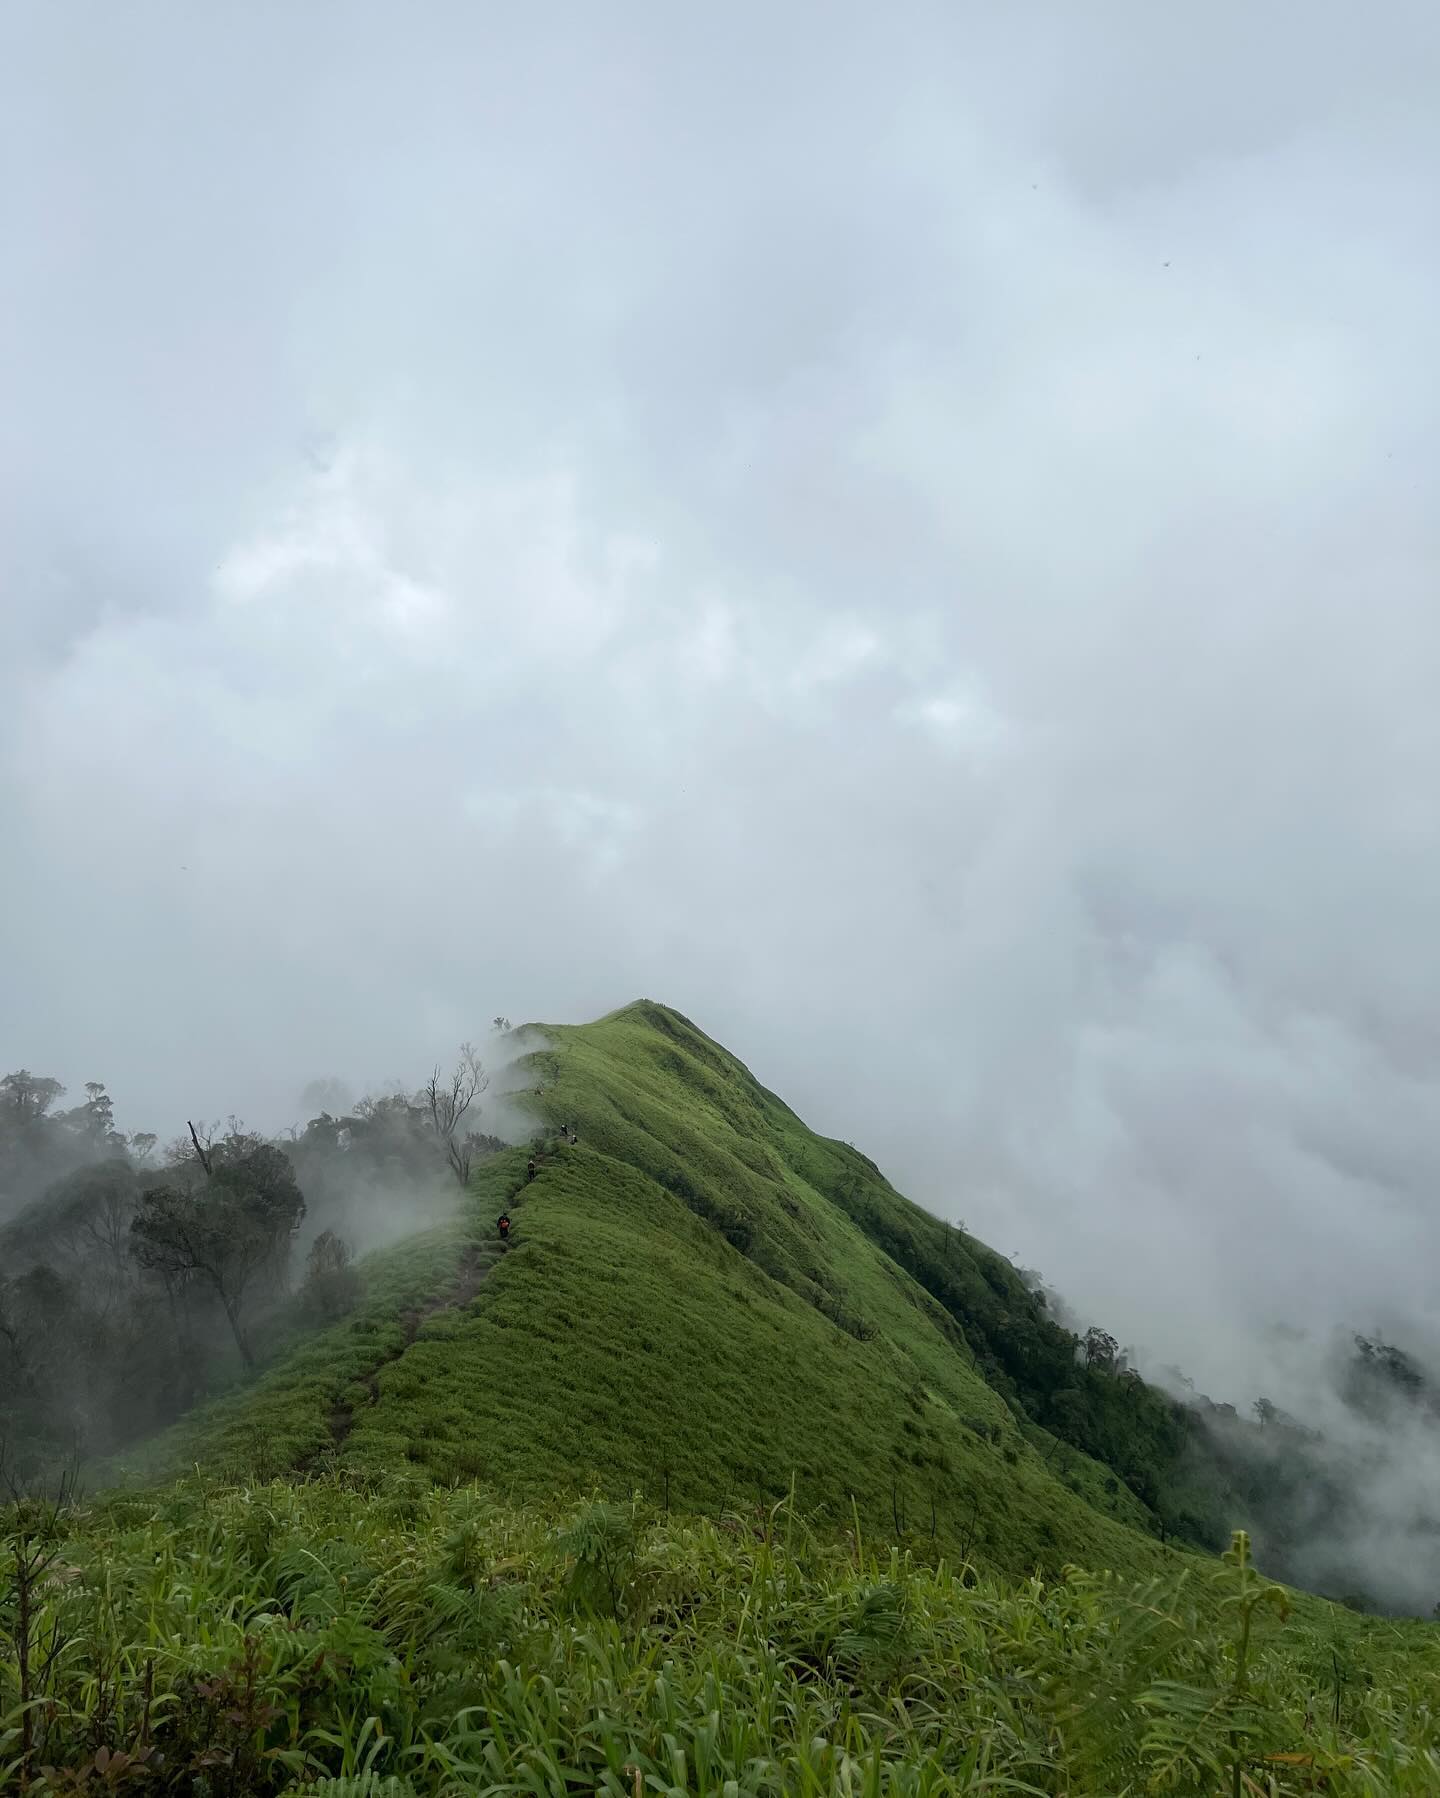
[422,1043,489,1185]
[186,1120,213,1177]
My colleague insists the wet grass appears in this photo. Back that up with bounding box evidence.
[6,1476,1439,1796]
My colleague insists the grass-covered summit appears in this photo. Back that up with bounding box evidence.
[139,1000,1224,1581]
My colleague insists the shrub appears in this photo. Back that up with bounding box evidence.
[302,1230,361,1322]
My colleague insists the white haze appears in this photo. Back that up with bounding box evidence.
[3,2,1440,1442]
[1199,1330,1440,1614]
[286,1027,548,1260]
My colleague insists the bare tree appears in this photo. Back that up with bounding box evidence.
[423,1043,489,1186]
[186,1119,213,1176]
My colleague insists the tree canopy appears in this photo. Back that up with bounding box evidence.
[130,1142,305,1367]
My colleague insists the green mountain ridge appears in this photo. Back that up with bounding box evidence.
[14,999,1440,1796]
[128,999,1223,1581]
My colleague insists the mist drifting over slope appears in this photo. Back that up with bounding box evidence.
[3,2,1440,1451]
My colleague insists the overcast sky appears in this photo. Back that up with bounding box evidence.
[4,1,1439,1402]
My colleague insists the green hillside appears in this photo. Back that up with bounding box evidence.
[13,1000,1440,1795]
[129,1000,1218,1581]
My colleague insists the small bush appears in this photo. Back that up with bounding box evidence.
[302,1230,362,1322]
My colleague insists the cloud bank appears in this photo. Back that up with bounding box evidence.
[4,1,1440,1403]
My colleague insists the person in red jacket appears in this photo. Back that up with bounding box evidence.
[497,1212,511,1242]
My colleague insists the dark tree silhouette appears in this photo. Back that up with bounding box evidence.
[130,1143,305,1367]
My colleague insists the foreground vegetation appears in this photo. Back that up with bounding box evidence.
[5,1473,1439,1797]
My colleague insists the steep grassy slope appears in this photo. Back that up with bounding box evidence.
[527,1003,1228,1543]
[128,1002,1214,1581]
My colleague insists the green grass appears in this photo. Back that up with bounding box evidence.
[7,1475,1440,1795]
[114,1210,501,1484]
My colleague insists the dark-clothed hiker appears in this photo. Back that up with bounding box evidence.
[497,1213,511,1241]
[526,1156,537,1182]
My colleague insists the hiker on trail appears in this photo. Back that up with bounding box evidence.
[497,1213,511,1241]
[526,1156,537,1182]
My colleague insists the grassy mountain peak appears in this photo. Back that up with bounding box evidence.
[130,998,1216,1581]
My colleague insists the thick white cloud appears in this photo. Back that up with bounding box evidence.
[3,0,1440,1402]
